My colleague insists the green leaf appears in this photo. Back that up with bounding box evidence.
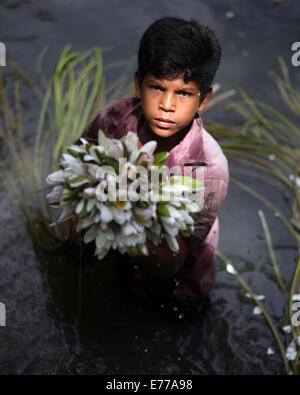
[69,175,92,187]
[133,211,149,224]
[157,203,170,217]
[66,147,79,158]
[153,151,169,165]
[61,188,79,201]
[102,158,119,174]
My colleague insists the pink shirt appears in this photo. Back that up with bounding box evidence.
[81,97,229,301]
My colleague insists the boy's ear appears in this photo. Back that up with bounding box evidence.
[134,71,141,99]
[197,86,213,113]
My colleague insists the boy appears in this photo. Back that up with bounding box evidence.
[72,17,229,303]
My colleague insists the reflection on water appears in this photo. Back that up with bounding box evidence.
[0,0,299,375]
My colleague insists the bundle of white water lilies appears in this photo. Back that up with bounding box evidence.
[46,130,204,260]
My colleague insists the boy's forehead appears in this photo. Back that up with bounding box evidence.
[145,73,198,89]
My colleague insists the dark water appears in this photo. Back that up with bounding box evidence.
[0,0,299,375]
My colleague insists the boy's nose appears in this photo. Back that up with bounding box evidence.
[158,93,175,112]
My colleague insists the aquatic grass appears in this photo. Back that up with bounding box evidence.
[258,210,288,294]
[0,46,135,250]
[206,58,300,374]
[216,250,290,375]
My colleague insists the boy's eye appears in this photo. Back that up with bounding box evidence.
[150,85,163,92]
[177,90,192,97]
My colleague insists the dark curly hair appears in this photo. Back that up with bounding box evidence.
[137,17,221,102]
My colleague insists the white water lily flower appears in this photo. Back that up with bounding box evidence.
[83,225,99,244]
[86,198,96,213]
[165,234,179,252]
[46,170,66,185]
[112,139,124,158]
[75,198,85,215]
[62,153,85,175]
[87,145,105,164]
[100,205,114,223]
[83,187,96,197]
[122,222,138,236]
[46,185,63,203]
[121,131,139,154]
[47,131,203,260]
[161,218,180,236]
[76,215,96,231]
[111,204,132,225]
[95,228,114,250]
[130,140,157,163]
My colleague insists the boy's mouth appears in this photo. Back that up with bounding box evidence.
[153,118,176,128]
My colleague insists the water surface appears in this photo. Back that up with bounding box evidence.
[0,0,299,375]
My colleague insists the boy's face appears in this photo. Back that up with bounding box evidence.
[134,72,212,138]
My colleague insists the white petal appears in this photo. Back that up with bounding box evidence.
[165,234,179,252]
[100,205,114,223]
[46,185,63,202]
[161,220,179,236]
[46,170,65,185]
[140,140,157,155]
[86,199,96,212]
[77,215,95,230]
[122,222,138,236]
[95,230,108,250]
[292,294,300,302]
[84,154,96,162]
[80,138,89,145]
[75,199,85,214]
[282,325,291,334]
[267,347,275,355]
[122,131,139,153]
[83,225,98,243]
[226,263,236,275]
[253,306,262,315]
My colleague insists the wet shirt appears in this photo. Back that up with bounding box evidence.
[80,97,229,301]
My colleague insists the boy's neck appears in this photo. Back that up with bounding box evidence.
[137,115,192,153]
